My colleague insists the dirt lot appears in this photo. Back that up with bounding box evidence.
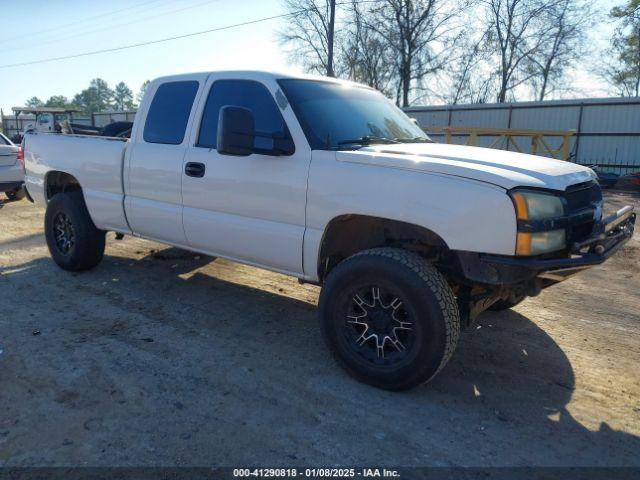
[0,191,639,467]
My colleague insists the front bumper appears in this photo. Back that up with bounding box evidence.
[460,205,635,285]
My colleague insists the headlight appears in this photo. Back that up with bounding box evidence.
[510,190,566,256]
[511,191,564,220]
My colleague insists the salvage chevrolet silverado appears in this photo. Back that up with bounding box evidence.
[23,71,636,390]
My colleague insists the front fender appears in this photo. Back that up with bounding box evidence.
[303,151,517,281]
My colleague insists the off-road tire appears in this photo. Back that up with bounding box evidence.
[6,188,25,201]
[45,191,106,271]
[319,248,460,390]
[488,292,526,311]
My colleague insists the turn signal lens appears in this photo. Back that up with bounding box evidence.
[516,232,532,255]
[512,191,529,220]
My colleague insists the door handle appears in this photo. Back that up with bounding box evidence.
[185,162,205,178]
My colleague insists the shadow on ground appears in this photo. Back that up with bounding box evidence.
[0,245,638,466]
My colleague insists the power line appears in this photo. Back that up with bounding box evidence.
[0,0,387,70]
[12,0,180,47]
[0,12,308,70]
[10,0,222,54]
[0,0,169,44]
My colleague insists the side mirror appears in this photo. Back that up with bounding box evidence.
[217,106,255,156]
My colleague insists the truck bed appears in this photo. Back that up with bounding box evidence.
[24,132,130,233]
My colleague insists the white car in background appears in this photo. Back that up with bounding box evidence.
[0,132,25,201]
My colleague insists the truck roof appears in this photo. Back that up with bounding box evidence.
[151,70,368,89]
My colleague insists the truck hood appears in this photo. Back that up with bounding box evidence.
[336,142,596,191]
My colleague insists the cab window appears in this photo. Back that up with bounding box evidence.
[197,79,293,155]
[38,113,52,125]
[143,81,199,145]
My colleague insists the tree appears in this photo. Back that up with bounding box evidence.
[25,97,44,108]
[114,82,134,110]
[613,0,640,21]
[72,78,114,113]
[339,0,396,95]
[606,0,640,96]
[361,0,464,107]
[137,80,150,104]
[525,0,595,101]
[484,0,553,103]
[90,78,114,109]
[279,0,338,77]
[438,32,495,104]
[45,95,72,108]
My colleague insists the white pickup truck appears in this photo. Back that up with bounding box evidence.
[24,71,635,390]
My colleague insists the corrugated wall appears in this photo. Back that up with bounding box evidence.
[405,97,640,174]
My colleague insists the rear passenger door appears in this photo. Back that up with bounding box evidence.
[125,79,202,245]
[181,76,311,275]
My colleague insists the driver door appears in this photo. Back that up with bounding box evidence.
[181,76,310,275]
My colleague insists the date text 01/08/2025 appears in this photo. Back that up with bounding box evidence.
[232,468,401,478]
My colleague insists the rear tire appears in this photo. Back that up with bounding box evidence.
[6,188,25,201]
[488,292,526,311]
[45,191,106,271]
[319,248,460,390]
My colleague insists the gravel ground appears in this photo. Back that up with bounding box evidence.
[0,191,639,467]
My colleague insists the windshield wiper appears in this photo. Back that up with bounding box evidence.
[336,135,400,147]
[394,137,433,143]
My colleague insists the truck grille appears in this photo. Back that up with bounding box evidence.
[565,181,602,244]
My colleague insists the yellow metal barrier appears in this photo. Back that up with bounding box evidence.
[427,126,576,160]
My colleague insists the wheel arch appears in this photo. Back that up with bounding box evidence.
[316,214,451,282]
[44,170,83,201]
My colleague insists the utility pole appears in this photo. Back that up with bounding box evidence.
[327,0,336,77]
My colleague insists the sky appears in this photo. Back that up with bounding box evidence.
[0,0,621,113]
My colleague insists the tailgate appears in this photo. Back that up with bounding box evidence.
[0,145,18,166]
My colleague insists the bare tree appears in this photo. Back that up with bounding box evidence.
[484,0,556,103]
[436,27,496,104]
[339,0,397,94]
[279,0,337,77]
[362,0,464,107]
[525,0,595,101]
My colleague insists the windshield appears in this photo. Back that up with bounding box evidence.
[278,79,430,150]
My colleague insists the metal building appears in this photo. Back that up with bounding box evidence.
[405,97,640,174]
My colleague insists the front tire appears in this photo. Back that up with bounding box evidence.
[45,191,106,271]
[319,248,460,390]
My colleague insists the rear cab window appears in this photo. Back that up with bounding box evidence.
[144,81,199,145]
